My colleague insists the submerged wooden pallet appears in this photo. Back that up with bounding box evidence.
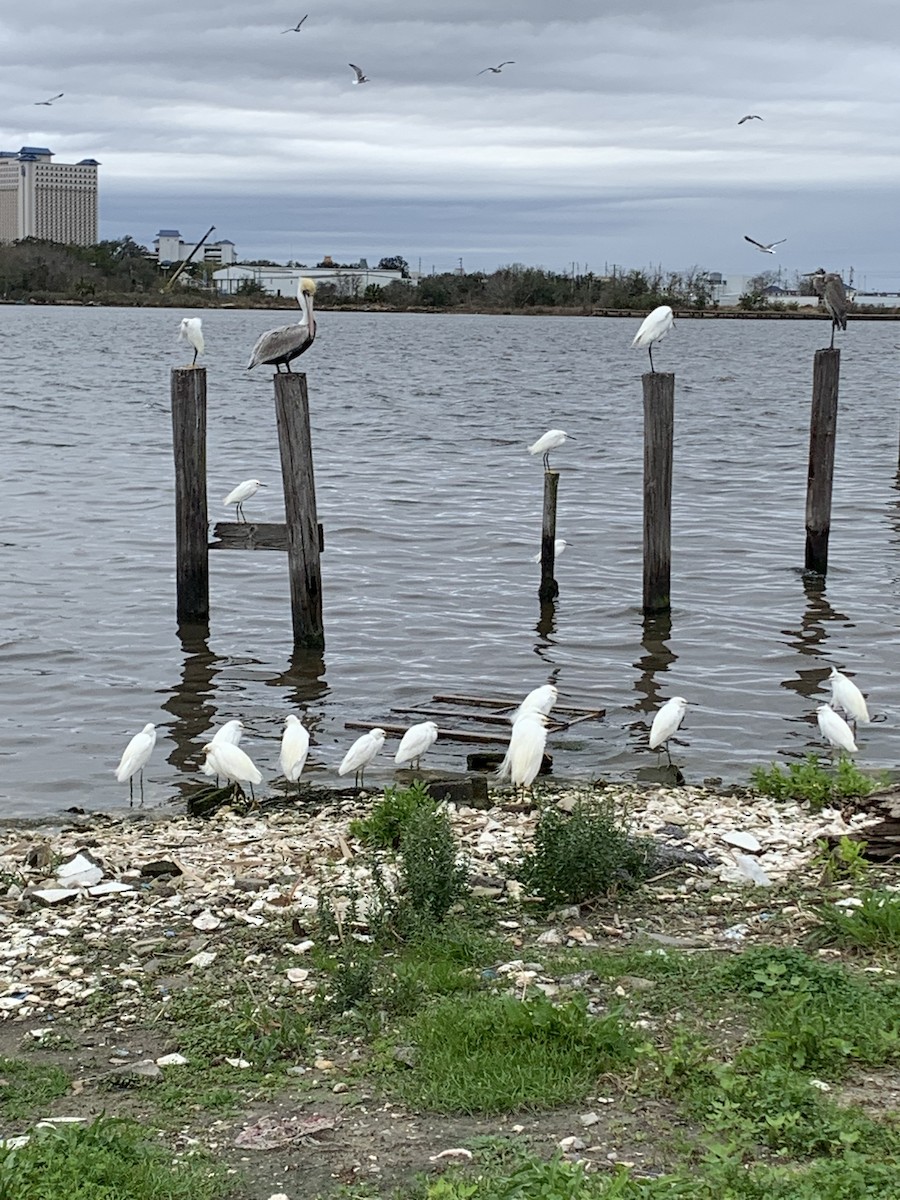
[345,693,605,747]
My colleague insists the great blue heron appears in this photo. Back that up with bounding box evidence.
[809,269,849,348]
[632,305,674,373]
[744,235,786,255]
[478,61,515,74]
[247,278,317,371]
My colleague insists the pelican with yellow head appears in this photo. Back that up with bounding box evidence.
[247,277,317,372]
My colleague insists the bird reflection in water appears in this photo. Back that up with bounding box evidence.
[632,612,684,783]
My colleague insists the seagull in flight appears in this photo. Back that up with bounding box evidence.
[478,61,515,75]
[34,93,64,106]
[349,63,369,84]
[281,14,308,32]
[744,235,787,255]
[738,114,763,124]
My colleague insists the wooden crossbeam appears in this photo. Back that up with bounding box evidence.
[209,522,325,553]
[343,720,511,746]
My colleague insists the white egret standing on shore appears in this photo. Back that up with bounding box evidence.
[200,720,244,781]
[817,703,857,755]
[632,306,674,373]
[224,479,266,522]
[649,697,688,764]
[338,728,385,788]
[280,715,310,791]
[511,684,558,725]
[828,667,870,731]
[178,317,204,366]
[528,430,572,471]
[115,723,157,804]
[247,278,317,371]
[202,742,263,801]
[498,712,548,797]
[394,721,439,770]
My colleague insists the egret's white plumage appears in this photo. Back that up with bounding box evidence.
[247,278,317,371]
[202,742,263,796]
[632,306,674,373]
[178,317,204,366]
[817,703,858,754]
[394,720,439,769]
[498,712,547,794]
[531,538,567,564]
[338,728,385,787]
[511,684,558,725]
[649,697,688,763]
[828,667,870,727]
[115,723,157,802]
[280,714,310,787]
[528,429,572,471]
[223,479,266,522]
[200,719,244,777]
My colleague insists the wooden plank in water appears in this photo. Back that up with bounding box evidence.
[343,720,511,746]
[432,693,603,715]
[210,522,290,551]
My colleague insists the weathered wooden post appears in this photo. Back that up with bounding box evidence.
[642,372,674,614]
[538,470,560,601]
[274,373,325,649]
[805,348,840,575]
[171,367,209,622]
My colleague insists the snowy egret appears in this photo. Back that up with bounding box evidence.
[478,61,515,74]
[223,479,266,522]
[498,712,548,797]
[649,697,688,764]
[528,430,573,471]
[178,317,204,367]
[115,723,157,803]
[744,236,786,255]
[808,270,848,348]
[531,538,567,564]
[202,742,263,801]
[632,306,674,373]
[828,668,870,730]
[247,278,317,371]
[816,703,857,755]
[737,114,763,124]
[280,715,310,791]
[200,720,244,779]
[394,720,439,770]
[511,684,558,725]
[281,14,308,31]
[34,93,63,105]
[338,728,385,787]
[349,63,369,84]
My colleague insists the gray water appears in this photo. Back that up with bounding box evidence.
[2,306,899,816]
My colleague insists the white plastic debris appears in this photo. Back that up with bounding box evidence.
[720,831,762,854]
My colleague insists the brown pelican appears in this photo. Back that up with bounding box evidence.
[34,93,63,106]
[738,114,763,124]
[478,61,515,75]
[744,235,786,254]
[247,278,317,372]
[809,270,849,349]
[349,63,369,84]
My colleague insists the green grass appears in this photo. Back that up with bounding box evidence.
[751,754,879,808]
[815,889,900,951]
[0,1116,228,1200]
[0,1058,70,1119]
[349,781,437,849]
[162,989,309,1068]
[385,993,643,1114]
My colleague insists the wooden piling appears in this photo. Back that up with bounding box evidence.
[805,348,840,575]
[171,368,209,622]
[274,373,325,649]
[538,470,560,601]
[642,372,674,614]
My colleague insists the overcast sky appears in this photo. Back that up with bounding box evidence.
[4,0,900,285]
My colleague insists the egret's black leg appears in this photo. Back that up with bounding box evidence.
[649,343,655,373]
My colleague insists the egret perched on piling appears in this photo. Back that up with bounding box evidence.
[632,306,674,373]
[115,723,157,803]
[247,278,317,372]
[649,697,688,764]
[531,539,567,563]
[828,668,870,732]
[280,715,310,791]
[816,703,857,755]
[809,270,848,348]
[202,741,263,801]
[200,720,244,780]
[528,429,572,471]
[338,728,385,788]
[223,479,266,522]
[498,712,548,798]
[394,720,439,770]
[511,684,558,725]
[178,317,204,367]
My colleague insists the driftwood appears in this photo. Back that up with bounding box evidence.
[831,785,900,863]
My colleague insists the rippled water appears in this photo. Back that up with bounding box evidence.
[2,305,899,815]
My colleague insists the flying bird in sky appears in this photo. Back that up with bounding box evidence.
[35,93,64,106]
[738,114,763,124]
[478,61,515,74]
[744,236,787,255]
[281,14,308,32]
[349,63,369,84]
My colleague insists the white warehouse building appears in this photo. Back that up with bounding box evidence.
[212,264,409,297]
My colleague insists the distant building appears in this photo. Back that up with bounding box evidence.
[212,263,409,297]
[0,146,99,246]
[153,229,237,265]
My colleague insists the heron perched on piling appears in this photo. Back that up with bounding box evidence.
[809,270,848,348]
[247,278,317,371]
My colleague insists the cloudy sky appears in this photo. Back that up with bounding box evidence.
[4,0,900,284]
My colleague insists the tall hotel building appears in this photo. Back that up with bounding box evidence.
[0,147,99,246]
